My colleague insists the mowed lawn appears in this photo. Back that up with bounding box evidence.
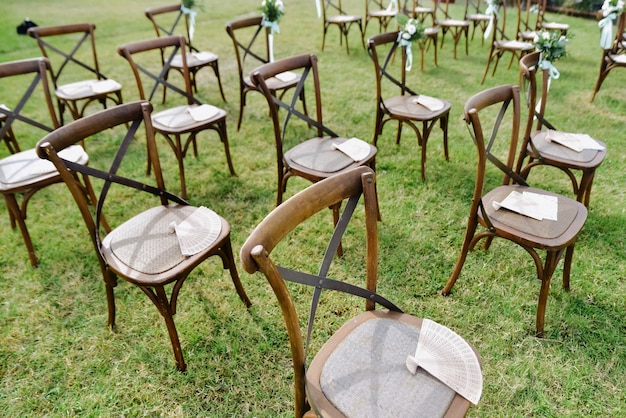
[0,0,625,416]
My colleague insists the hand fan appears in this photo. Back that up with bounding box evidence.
[174,206,222,256]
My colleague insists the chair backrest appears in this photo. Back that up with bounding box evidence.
[117,36,196,105]
[250,53,335,158]
[27,23,107,90]
[368,31,417,103]
[436,0,465,20]
[367,0,397,14]
[519,0,543,37]
[225,16,270,86]
[145,4,199,52]
[36,100,185,268]
[240,166,391,417]
[0,57,59,151]
[322,0,351,19]
[519,51,553,134]
[464,84,525,199]
[487,0,510,42]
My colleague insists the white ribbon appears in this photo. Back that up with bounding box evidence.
[386,0,399,12]
[181,5,197,41]
[399,38,413,71]
[483,2,499,40]
[540,58,560,80]
[598,12,618,49]
[316,0,321,18]
[261,18,280,62]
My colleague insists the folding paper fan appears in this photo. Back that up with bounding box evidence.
[174,206,222,256]
[405,318,483,405]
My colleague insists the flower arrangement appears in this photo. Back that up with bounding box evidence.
[182,0,201,9]
[261,0,285,28]
[396,14,425,71]
[396,14,425,44]
[533,31,571,63]
[260,0,285,62]
[533,30,572,80]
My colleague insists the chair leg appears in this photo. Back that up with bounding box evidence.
[536,249,562,338]
[103,268,118,329]
[153,285,187,372]
[442,215,479,295]
[221,237,252,307]
[210,61,227,102]
[3,193,38,267]
[217,120,236,177]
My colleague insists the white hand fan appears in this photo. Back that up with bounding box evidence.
[331,138,371,161]
[406,318,483,405]
[174,206,222,256]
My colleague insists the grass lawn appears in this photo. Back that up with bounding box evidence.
[1,0,625,416]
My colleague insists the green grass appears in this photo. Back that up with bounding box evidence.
[1,0,625,416]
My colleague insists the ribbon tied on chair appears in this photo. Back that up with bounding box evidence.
[181,5,197,41]
[483,0,499,40]
[598,0,624,49]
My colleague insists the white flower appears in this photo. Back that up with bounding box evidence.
[402,32,411,40]
[407,24,417,35]
[542,32,550,40]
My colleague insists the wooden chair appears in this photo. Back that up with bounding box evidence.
[321,0,365,54]
[368,31,450,180]
[145,4,226,102]
[442,84,588,337]
[518,52,606,208]
[250,53,377,208]
[404,0,436,25]
[518,0,568,42]
[0,57,89,267]
[363,0,399,43]
[591,11,626,102]
[225,16,307,131]
[434,0,471,58]
[27,23,123,125]
[481,0,534,84]
[241,166,482,417]
[37,100,251,372]
[117,35,236,200]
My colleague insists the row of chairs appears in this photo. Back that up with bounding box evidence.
[30,49,601,414]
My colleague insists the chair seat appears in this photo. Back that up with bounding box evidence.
[307,310,469,417]
[519,30,536,41]
[383,95,451,120]
[286,137,376,174]
[171,51,218,68]
[481,185,587,246]
[437,19,470,27]
[151,104,226,132]
[414,6,434,13]
[466,13,491,21]
[328,15,362,23]
[0,145,87,190]
[540,22,569,31]
[608,53,626,63]
[424,27,439,36]
[494,39,534,51]
[102,204,230,279]
[369,10,397,18]
[56,79,122,100]
[243,71,301,91]
[529,131,607,167]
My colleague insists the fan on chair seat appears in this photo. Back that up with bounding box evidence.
[406,318,483,405]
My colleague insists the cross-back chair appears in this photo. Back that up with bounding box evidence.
[241,166,482,417]
[0,57,89,267]
[321,0,365,54]
[434,0,471,58]
[442,84,588,337]
[226,16,307,131]
[117,35,236,200]
[37,100,251,372]
[368,31,450,180]
[363,0,399,44]
[27,23,123,125]
[250,53,377,208]
[404,0,436,25]
[145,4,226,102]
[591,11,626,101]
[518,52,606,208]
[518,0,568,42]
[481,0,534,84]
